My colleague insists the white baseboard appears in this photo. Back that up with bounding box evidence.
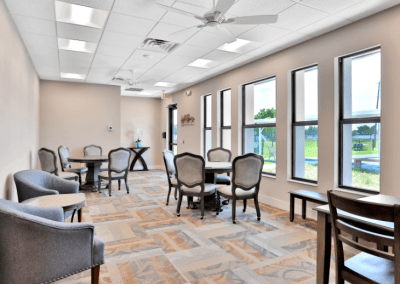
[258,193,318,220]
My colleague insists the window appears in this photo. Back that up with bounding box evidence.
[292,65,318,183]
[204,94,212,157]
[339,48,381,193]
[221,89,231,150]
[168,104,177,154]
[242,77,276,175]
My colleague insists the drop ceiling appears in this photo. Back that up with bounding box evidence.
[4,0,400,98]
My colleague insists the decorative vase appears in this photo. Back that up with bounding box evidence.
[136,142,141,148]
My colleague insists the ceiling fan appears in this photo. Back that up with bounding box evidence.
[157,0,278,43]
[112,70,140,86]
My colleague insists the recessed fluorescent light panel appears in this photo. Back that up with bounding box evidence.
[58,38,97,53]
[55,1,109,29]
[217,39,257,53]
[154,82,176,87]
[188,59,215,69]
[61,73,86,80]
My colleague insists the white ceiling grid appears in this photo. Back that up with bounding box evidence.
[4,0,400,97]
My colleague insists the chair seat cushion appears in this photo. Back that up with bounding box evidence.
[170,176,178,186]
[182,183,216,194]
[98,172,125,179]
[93,236,105,266]
[64,167,88,173]
[100,166,108,172]
[217,185,255,197]
[345,252,394,283]
[58,172,78,179]
[216,175,231,184]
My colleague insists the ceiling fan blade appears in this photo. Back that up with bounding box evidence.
[213,0,235,15]
[157,4,205,22]
[216,26,236,43]
[170,25,205,36]
[226,15,278,25]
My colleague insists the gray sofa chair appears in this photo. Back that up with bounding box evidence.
[14,169,80,220]
[0,199,104,284]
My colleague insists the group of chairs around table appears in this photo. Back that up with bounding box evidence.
[163,147,264,224]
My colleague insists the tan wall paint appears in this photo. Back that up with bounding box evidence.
[39,81,121,168]
[161,6,400,217]
[0,0,40,201]
[121,96,163,169]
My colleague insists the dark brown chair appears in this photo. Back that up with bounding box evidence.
[207,147,232,185]
[58,146,88,184]
[163,149,179,205]
[174,152,217,219]
[84,145,107,172]
[38,148,78,181]
[98,148,131,197]
[327,190,400,284]
[216,153,264,224]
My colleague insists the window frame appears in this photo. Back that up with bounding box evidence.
[291,64,318,184]
[168,104,177,153]
[204,94,212,158]
[220,88,231,148]
[242,76,277,176]
[338,46,381,194]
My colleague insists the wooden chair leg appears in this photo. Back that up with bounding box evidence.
[174,187,178,200]
[232,198,236,224]
[243,199,247,212]
[302,199,307,219]
[108,178,112,196]
[177,190,183,217]
[78,208,82,222]
[125,177,129,194]
[118,179,121,190]
[254,195,261,221]
[290,194,295,222]
[78,173,82,184]
[166,185,172,205]
[187,196,191,209]
[216,193,221,215]
[91,266,100,284]
[200,196,205,220]
[98,179,101,193]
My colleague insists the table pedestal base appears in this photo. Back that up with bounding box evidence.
[82,162,102,192]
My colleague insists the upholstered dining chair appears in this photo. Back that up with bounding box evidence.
[207,147,232,185]
[0,199,105,284]
[163,149,179,205]
[216,153,264,224]
[38,148,78,181]
[327,190,399,284]
[174,152,217,219]
[14,169,81,220]
[98,148,131,196]
[58,146,88,184]
[84,145,107,172]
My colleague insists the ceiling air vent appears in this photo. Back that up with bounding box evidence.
[139,38,179,53]
[125,87,143,92]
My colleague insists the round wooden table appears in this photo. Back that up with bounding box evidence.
[22,194,86,223]
[68,155,108,191]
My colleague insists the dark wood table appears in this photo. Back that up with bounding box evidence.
[314,194,397,284]
[129,147,150,171]
[68,155,108,191]
[22,194,86,223]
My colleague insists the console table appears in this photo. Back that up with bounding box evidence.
[129,147,150,171]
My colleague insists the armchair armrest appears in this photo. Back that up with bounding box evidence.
[14,178,59,202]
[15,203,64,222]
[45,174,79,194]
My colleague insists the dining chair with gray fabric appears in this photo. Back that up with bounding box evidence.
[98,148,131,196]
[207,147,232,185]
[84,145,107,172]
[38,148,78,181]
[216,153,264,224]
[163,149,179,205]
[327,190,399,284]
[14,169,81,220]
[0,199,105,284]
[58,146,88,184]
[174,152,217,219]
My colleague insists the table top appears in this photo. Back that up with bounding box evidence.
[205,162,232,171]
[68,155,108,163]
[21,194,86,211]
[129,147,150,150]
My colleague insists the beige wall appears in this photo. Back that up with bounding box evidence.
[39,81,121,168]
[121,96,162,169]
[162,5,400,217]
[0,0,40,201]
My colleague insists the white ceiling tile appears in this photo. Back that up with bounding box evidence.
[147,22,199,43]
[238,25,291,43]
[59,65,90,74]
[336,0,400,22]
[297,15,352,37]
[30,55,59,67]
[56,23,103,43]
[112,0,173,21]
[100,31,144,48]
[222,24,257,37]
[59,50,94,63]
[27,45,59,59]
[185,30,233,49]
[96,44,133,58]
[105,12,157,37]
[269,32,313,49]
[227,0,295,16]
[128,50,168,63]
[160,2,208,27]
[86,68,118,84]
[90,54,126,69]
[12,15,56,37]
[59,57,92,70]
[58,0,114,10]
[300,0,364,14]
[177,0,214,10]
[245,44,281,57]
[201,50,241,62]
[218,39,263,54]
[272,3,329,31]
[122,59,156,73]
[5,0,54,20]
[158,54,196,68]
[20,33,57,49]
[162,71,194,83]
[171,44,212,58]
[177,66,208,75]
[34,64,60,77]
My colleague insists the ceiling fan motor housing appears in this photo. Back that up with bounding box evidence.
[204,11,224,27]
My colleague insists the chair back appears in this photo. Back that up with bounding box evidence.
[58,146,71,170]
[232,153,263,191]
[38,148,58,174]
[84,145,102,156]
[327,190,400,280]
[163,149,176,178]
[108,148,131,174]
[207,147,231,162]
[174,152,204,188]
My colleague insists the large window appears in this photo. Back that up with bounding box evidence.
[204,94,212,157]
[242,77,276,175]
[292,65,318,183]
[168,104,177,154]
[339,48,381,193]
[221,89,231,150]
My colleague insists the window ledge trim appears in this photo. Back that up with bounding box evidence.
[334,187,376,197]
[287,179,317,187]
[262,174,276,179]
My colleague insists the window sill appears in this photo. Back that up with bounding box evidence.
[262,174,276,179]
[334,187,376,197]
[287,179,317,187]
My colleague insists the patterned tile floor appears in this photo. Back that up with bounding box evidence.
[58,170,360,284]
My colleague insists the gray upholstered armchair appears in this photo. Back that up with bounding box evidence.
[0,199,104,284]
[14,169,80,219]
